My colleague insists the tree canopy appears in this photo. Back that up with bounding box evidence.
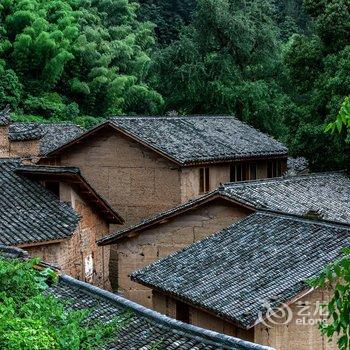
[0,0,163,126]
[0,0,349,170]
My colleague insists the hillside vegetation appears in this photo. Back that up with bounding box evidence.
[0,0,349,169]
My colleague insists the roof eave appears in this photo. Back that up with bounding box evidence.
[16,166,124,225]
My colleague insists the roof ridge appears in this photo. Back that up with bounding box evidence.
[257,209,350,230]
[110,115,237,118]
[223,171,347,188]
[60,274,272,350]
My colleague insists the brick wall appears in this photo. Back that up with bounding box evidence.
[0,126,9,157]
[116,201,251,307]
[23,183,111,290]
[59,129,182,226]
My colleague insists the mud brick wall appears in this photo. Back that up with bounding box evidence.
[24,184,111,290]
[0,126,9,157]
[9,140,40,158]
[116,201,251,308]
[59,129,183,226]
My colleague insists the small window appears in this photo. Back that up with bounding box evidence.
[267,160,282,178]
[176,300,190,323]
[199,167,210,193]
[43,181,60,198]
[250,163,257,180]
[230,163,257,182]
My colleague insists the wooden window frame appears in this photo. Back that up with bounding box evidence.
[199,167,210,193]
[230,162,258,182]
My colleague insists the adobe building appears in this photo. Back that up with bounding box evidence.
[1,245,273,350]
[131,211,347,350]
[0,158,123,289]
[41,116,288,226]
[0,107,82,160]
[97,172,350,301]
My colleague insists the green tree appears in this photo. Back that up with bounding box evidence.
[309,248,350,350]
[282,0,350,170]
[151,0,290,137]
[136,0,196,45]
[0,0,163,124]
[326,96,350,142]
[0,257,131,350]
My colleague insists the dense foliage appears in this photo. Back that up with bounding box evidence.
[0,257,130,350]
[309,248,350,350]
[0,0,349,169]
[0,0,163,126]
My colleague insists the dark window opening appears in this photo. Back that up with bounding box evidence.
[199,167,210,193]
[267,160,282,178]
[176,300,190,324]
[43,181,60,198]
[230,163,257,182]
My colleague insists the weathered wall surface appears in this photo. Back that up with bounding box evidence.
[0,126,9,157]
[255,287,338,350]
[152,291,254,342]
[59,129,182,225]
[9,140,40,158]
[24,184,111,290]
[180,160,272,203]
[180,165,231,202]
[117,201,251,307]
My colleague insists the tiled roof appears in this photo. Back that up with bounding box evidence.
[45,116,288,165]
[16,164,124,224]
[286,157,309,175]
[97,190,249,245]
[9,122,83,155]
[98,172,350,245]
[0,158,79,245]
[0,245,272,350]
[109,116,288,165]
[131,212,350,329]
[0,106,11,126]
[222,172,350,224]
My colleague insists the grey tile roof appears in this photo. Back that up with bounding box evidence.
[286,157,309,175]
[0,158,79,245]
[0,245,272,350]
[131,212,350,329]
[16,164,124,224]
[108,116,288,165]
[222,172,350,224]
[98,172,350,245]
[9,122,83,155]
[0,106,11,126]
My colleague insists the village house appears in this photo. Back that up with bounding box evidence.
[97,172,350,302]
[0,107,83,160]
[131,211,348,350]
[40,115,288,287]
[0,158,123,288]
[41,115,288,225]
[1,245,273,350]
